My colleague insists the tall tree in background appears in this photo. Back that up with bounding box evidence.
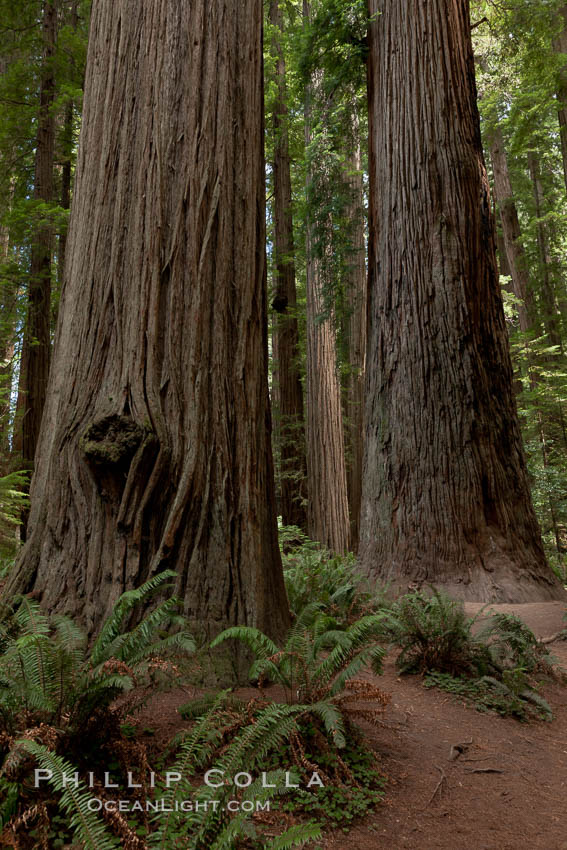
[553,4,567,195]
[4,0,290,640]
[488,124,535,335]
[303,0,350,554]
[360,0,564,601]
[268,0,307,531]
[343,119,366,552]
[57,0,80,294]
[17,0,56,513]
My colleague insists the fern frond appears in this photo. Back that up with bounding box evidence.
[217,703,303,781]
[308,700,346,748]
[13,597,50,637]
[150,691,231,849]
[264,821,323,849]
[112,597,184,663]
[210,626,279,660]
[90,570,177,666]
[18,741,116,850]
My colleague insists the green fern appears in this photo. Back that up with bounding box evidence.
[89,569,178,666]
[265,822,323,849]
[150,696,322,850]
[385,588,491,675]
[18,741,117,850]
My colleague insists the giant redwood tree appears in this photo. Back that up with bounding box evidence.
[4,0,291,639]
[359,0,565,601]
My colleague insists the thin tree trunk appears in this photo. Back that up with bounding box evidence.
[490,131,564,553]
[553,5,567,196]
[303,0,350,554]
[58,0,79,298]
[489,126,536,334]
[18,0,56,486]
[0,210,15,469]
[4,0,291,643]
[344,136,367,553]
[269,0,307,531]
[527,151,562,350]
[360,0,563,602]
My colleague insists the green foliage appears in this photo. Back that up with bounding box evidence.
[279,523,388,621]
[385,589,491,676]
[279,730,386,829]
[0,572,195,846]
[17,741,117,850]
[0,570,194,738]
[479,611,557,674]
[210,604,386,708]
[0,469,28,564]
[388,590,558,721]
[150,693,323,850]
[424,670,553,722]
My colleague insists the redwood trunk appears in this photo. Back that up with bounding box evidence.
[360,0,563,602]
[304,3,350,554]
[20,0,56,475]
[527,151,562,350]
[344,138,367,552]
[58,1,79,297]
[488,126,536,334]
[269,0,307,531]
[5,0,291,641]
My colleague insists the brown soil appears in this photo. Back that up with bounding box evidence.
[132,603,567,850]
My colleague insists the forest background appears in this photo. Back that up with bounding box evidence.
[0,0,566,586]
[0,2,566,848]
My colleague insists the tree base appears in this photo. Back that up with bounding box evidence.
[363,557,566,604]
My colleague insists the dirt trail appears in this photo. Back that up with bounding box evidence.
[324,602,567,850]
[134,602,567,850]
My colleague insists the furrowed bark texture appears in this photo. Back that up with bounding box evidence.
[5,0,291,641]
[304,1,350,554]
[58,0,79,298]
[269,0,307,531]
[360,0,564,601]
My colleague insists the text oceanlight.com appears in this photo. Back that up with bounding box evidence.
[34,768,325,813]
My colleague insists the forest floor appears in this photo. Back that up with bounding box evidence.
[133,602,567,850]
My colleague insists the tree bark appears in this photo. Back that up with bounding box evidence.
[303,1,350,555]
[360,0,564,602]
[4,0,291,642]
[0,203,15,470]
[343,135,367,553]
[269,0,307,531]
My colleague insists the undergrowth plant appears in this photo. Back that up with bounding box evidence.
[386,589,558,720]
[279,523,389,622]
[384,588,491,675]
[0,570,195,848]
[192,605,391,832]
[0,469,28,569]
[150,693,323,849]
[209,603,388,711]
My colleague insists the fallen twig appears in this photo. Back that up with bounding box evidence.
[464,767,504,774]
[539,632,567,645]
[426,766,447,805]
